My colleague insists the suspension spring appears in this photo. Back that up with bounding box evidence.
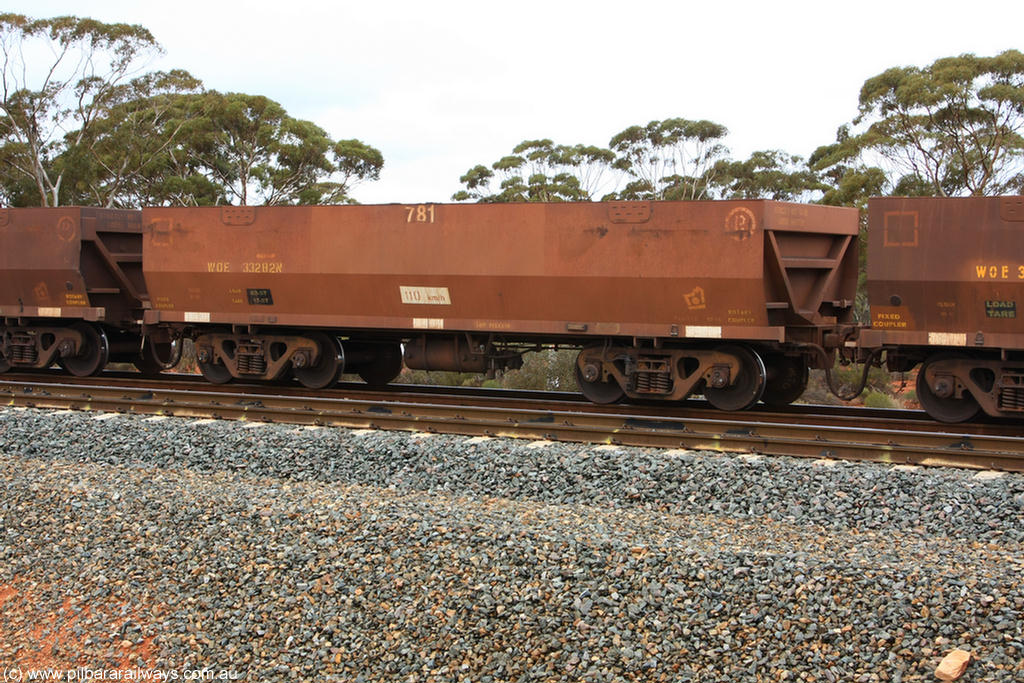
[236,342,267,376]
[652,372,672,394]
[10,335,37,364]
[636,373,650,392]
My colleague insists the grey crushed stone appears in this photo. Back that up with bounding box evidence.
[0,406,1021,681]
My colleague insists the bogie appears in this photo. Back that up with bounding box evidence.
[574,344,771,411]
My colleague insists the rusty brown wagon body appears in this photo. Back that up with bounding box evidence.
[8,196,1024,422]
[140,200,859,405]
[860,196,1024,421]
[0,207,152,375]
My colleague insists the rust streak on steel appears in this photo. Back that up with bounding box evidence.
[2,377,1023,472]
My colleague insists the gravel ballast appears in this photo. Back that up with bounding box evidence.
[1,405,1022,681]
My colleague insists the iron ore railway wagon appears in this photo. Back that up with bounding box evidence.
[860,196,1024,423]
[1,196,1022,423]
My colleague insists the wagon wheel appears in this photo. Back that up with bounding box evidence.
[575,349,624,404]
[761,355,809,408]
[916,353,980,423]
[198,358,233,384]
[704,345,766,411]
[357,343,403,386]
[294,332,344,389]
[0,354,10,373]
[59,323,110,377]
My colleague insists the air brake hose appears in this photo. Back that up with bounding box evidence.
[824,348,884,401]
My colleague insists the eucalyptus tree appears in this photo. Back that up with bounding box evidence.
[711,150,825,201]
[0,13,164,206]
[63,69,206,207]
[453,139,615,202]
[812,49,1024,201]
[184,92,382,206]
[608,118,729,200]
[330,138,385,203]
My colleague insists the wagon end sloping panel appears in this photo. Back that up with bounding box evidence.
[1,208,86,320]
[760,202,860,333]
[0,207,146,324]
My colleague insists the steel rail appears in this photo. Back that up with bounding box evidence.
[3,371,1015,435]
[2,376,1023,472]
[0,371,968,425]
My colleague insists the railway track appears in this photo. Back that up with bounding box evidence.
[3,372,1023,472]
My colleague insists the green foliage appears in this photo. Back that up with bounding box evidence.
[712,150,826,201]
[184,93,304,205]
[830,359,898,398]
[395,349,577,392]
[161,92,382,207]
[454,121,826,204]
[62,69,209,207]
[863,391,897,409]
[453,139,614,202]
[332,139,384,196]
[0,14,383,208]
[809,127,888,211]
[607,118,729,201]
[0,13,163,206]
[66,88,383,208]
[500,349,577,391]
[812,50,1024,203]
[803,358,915,408]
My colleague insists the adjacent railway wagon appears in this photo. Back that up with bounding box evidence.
[859,196,1024,422]
[0,207,159,376]
[137,201,859,409]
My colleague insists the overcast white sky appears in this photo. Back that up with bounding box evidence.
[11,0,1024,203]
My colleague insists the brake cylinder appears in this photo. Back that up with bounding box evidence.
[403,336,487,373]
